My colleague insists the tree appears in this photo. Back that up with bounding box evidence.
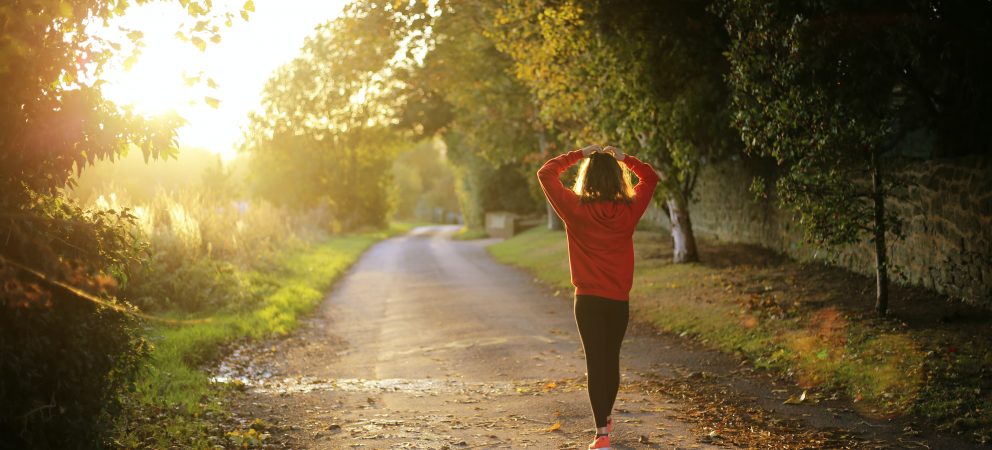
[718,0,992,315]
[391,139,459,222]
[491,0,737,262]
[403,0,550,228]
[334,0,550,229]
[242,1,412,229]
[0,0,245,445]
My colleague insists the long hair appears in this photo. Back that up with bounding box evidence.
[572,153,635,204]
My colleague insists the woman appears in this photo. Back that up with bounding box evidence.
[537,144,659,450]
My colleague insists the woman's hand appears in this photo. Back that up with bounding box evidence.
[603,146,625,161]
[581,144,602,157]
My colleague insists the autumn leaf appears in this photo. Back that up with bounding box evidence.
[546,420,561,432]
[204,97,221,108]
[191,36,207,51]
[782,390,807,405]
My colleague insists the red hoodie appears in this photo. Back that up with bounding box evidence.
[537,150,660,301]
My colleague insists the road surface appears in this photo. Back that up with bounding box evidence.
[217,225,976,449]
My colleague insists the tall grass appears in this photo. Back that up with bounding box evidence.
[79,187,414,446]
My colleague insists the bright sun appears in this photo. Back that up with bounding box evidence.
[96,0,349,162]
[101,41,199,117]
[98,3,204,118]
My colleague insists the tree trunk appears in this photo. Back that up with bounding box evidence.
[536,123,562,231]
[871,150,889,316]
[666,194,699,263]
[546,200,563,230]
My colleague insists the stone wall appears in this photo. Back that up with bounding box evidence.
[648,156,992,307]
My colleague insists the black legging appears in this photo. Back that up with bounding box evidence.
[574,294,629,428]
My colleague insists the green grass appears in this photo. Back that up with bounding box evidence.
[452,226,490,240]
[116,224,414,447]
[488,226,992,442]
[487,227,571,286]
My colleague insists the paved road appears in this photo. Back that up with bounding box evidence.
[222,225,713,449]
[219,225,978,449]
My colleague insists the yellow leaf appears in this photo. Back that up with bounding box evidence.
[782,390,807,405]
[191,36,207,51]
[243,0,255,12]
[204,96,221,108]
[546,420,561,432]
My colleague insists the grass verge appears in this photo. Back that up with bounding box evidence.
[115,223,416,448]
[452,226,489,240]
[488,226,992,444]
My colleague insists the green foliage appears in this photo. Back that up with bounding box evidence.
[491,0,735,200]
[328,0,549,229]
[76,183,308,314]
[488,0,737,260]
[421,1,551,226]
[127,255,255,313]
[414,0,541,166]
[719,0,992,245]
[0,0,244,198]
[719,0,902,247]
[243,1,421,230]
[715,0,992,312]
[0,194,149,449]
[445,132,540,229]
[116,231,396,447]
[0,1,246,445]
[71,147,232,204]
[1,288,149,449]
[391,140,460,222]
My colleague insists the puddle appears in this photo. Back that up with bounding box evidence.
[379,335,558,359]
[234,376,514,396]
[211,345,274,385]
[211,344,516,395]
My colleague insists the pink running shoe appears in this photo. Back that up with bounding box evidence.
[588,434,610,450]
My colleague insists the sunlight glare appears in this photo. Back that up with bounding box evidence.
[98,3,199,117]
[102,45,195,117]
[96,0,349,162]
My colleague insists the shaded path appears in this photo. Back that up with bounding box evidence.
[218,226,980,449]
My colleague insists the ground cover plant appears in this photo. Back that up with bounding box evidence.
[52,184,414,448]
[114,230,403,448]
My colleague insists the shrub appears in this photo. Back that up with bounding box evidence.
[125,252,255,313]
[97,189,308,314]
[0,193,149,449]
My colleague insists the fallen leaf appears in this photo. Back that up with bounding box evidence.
[546,421,561,432]
[783,390,808,405]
